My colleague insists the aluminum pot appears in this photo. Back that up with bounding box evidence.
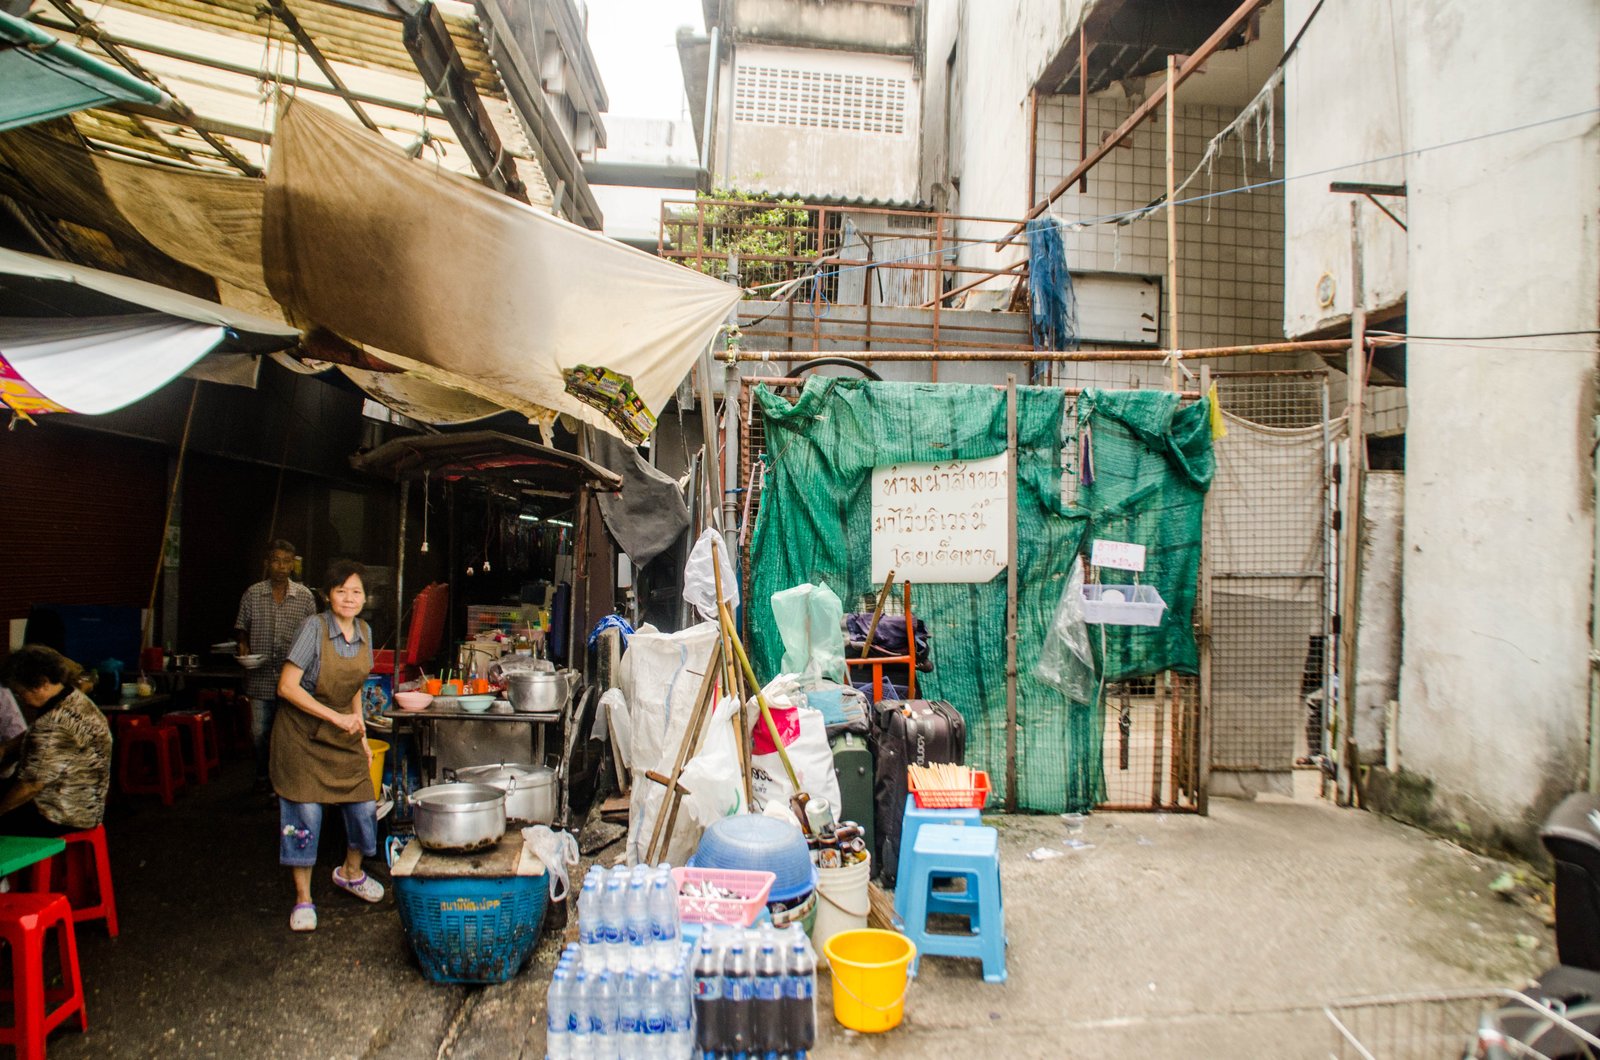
[409,782,505,852]
[507,671,566,715]
[454,762,557,825]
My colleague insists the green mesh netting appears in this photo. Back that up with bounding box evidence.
[747,378,1211,813]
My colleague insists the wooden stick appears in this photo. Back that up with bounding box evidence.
[709,539,756,807]
[904,580,917,700]
[861,570,897,660]
[718,599,801,791]
[644,641,722,863]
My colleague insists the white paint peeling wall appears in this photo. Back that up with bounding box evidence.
[1282,0,1409,336]
[1310,0,1600,844]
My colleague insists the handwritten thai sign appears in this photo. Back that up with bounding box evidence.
[1090,538,1146,572]
[870,455,1009,583]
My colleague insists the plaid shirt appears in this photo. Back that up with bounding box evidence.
[235,579,318,701]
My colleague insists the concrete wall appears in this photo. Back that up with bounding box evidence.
[716,42,921,202]
[1358,471,1403,758]
[1391,0,1600,851]
[1281,0,1408,337]
[725,0,919,55]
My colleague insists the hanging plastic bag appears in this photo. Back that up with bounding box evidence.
[770,582,847,685]
[521,825,580,902]
[749,676,842,818]
[683,528,740,621]
[677,696,748,830]
[1036,557,1099,703]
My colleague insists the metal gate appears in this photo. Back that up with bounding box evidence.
[1204,371,1338,797]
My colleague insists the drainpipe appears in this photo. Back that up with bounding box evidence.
[699,26,720,179]
[1590,414,1600,791]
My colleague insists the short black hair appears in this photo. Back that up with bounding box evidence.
[268,539,298,557]
[323,559,368,595]
[0,645,81,694]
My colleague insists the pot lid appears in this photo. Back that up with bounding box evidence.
[456,762,555,785]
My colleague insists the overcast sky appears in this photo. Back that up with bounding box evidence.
[584,0,706,123]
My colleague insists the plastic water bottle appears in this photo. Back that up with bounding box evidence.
[578,873,605,973]
[668,968,695,1060]
[592,971,618,1060]
[647,869,680,972]
[546,966,573,1060]
[641,969,669,1059]
[783,939,816,1058]
[723,943,753,1057]
[568,970,594,1060]
[615,969,641,1056]
[601,872,628,974]
[751,940,784,1057]
[692,940,724,1057]
[625,873,652,972]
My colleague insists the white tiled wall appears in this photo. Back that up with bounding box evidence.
[1035,92,1292,373]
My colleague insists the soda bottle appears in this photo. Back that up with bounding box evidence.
[601,872,628,974]
[751,940,784,1057]
[723,942,753,1058]
[626,873,653,972]
[647,869,681,972]
[546,966,573,1060]
[692,940,725,1058]
[783,940,815,1058]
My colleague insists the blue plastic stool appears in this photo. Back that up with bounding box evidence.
[903,823,1006,983]
[894,795,982,920]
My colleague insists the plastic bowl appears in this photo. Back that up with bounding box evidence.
[236,654,266,669]
[455,694,495,713]
[690,814,817,902]
[394,690,433,712]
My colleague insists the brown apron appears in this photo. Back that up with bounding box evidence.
[270,617,373,804]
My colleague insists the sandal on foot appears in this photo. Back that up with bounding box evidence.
[332,867,384,903]
[290,903,317,932]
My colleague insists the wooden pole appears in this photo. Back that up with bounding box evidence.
[144,382,200,649]
[1339,201,1367,807]
[1004,375,1020,812]
[1078,26,1088,193]
[860,571,898,660]
[709,539,754,807]
[1165,54,1181,391]
[395,478,409,675]
[1197,364,1213,814]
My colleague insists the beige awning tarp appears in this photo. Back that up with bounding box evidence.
[262,99,742,439]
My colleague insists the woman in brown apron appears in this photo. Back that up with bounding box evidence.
[272,560,384,932]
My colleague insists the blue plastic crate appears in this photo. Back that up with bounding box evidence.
[394,874,548,984]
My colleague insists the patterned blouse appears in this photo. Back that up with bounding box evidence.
[19,689,112,830]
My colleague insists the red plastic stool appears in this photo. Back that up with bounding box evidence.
[213,692,253,759]
[116,717,186,805]
[157,711,219,785]
[0,893,87,1059]
[25,826,117,939]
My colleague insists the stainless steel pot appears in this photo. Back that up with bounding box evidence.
[409,782,506,852]
[454,762,557,825]
[507,671,566,715]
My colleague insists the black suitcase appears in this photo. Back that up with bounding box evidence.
[830,731,875,862]
[870,699,966,887]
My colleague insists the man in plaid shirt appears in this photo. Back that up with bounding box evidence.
[235,540,317,789]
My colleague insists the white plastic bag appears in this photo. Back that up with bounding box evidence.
[683,527,740,621]
[677,696,748,830]
[521,825,580,901]
[750,692,842,820]
[1037,557,1099,703]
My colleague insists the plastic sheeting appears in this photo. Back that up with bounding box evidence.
[0,314,222,415]
[262,99,743,439]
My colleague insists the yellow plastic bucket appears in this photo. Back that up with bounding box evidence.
[367,739,389,800]
[823,928,916,1033]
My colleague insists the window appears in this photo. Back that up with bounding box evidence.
[733,64,908,135]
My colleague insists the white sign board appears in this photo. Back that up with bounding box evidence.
[1091,538,1146,572]
[870,455,1009,583]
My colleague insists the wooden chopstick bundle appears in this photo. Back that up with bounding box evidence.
[908,762,973,791]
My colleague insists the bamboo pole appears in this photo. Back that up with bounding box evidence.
[1339,202,1368,807]
[1165,54,1181,391]
[724,338,1379,364]
[144,382,200,650]
[1004,375,1019,812]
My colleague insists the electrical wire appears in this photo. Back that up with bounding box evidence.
[741,105,1600,295]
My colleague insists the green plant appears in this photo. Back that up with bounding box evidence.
[666,188,819,293]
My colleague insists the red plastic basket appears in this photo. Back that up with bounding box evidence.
[671,867,776,927]
[911,769,991,810]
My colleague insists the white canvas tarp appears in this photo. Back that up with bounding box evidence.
[262,99,743,439]
[0,314,223,414]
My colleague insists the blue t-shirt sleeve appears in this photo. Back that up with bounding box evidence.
[285,614,323,674]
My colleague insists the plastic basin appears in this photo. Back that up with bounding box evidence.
[690,813,817,902]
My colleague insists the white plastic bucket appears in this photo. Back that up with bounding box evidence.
[812,854,871,964]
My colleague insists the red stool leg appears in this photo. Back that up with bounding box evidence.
[48,903,87,1033]
[2,906,47,1060]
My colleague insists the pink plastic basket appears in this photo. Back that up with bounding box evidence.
[671,867,776,927]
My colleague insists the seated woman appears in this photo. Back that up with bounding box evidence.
[273,560,384,932]
[0,646,112,837]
